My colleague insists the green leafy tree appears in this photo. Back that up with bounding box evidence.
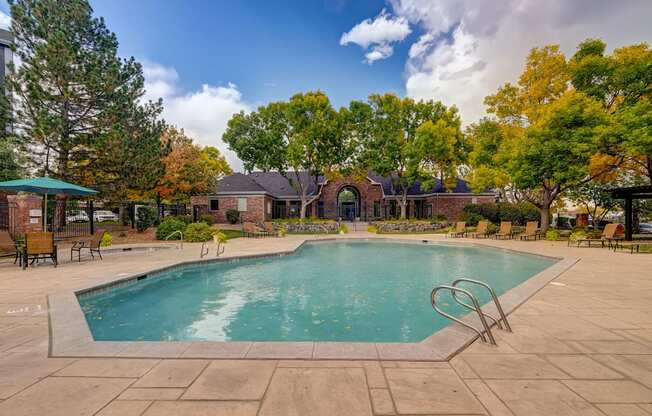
[224,91,345,218]
[566,181,618,230]
[472,45,608,230]
[357,93,459,218]
[5,0,164,198]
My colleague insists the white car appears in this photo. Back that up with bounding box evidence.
[93,210,119,222]
[66,210,89,223]
[639,223,652,234]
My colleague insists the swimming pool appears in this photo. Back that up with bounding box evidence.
[79,240,555,343]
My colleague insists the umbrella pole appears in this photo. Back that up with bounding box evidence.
[44,193,48,232]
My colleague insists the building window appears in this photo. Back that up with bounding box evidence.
[425,204,433,218]
[472,197,478,204]
[317,201,324,218]
[237,198,247,211]
[209,199,219,211]
[373,201,381,218]
[267,201,272,215]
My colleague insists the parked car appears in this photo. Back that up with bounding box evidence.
[66,210,89,223]
[639,223,652,234]
[93,210,119,222]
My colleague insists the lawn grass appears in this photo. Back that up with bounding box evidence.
[220,229,246,240]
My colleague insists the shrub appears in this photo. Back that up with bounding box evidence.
[459,212,484,226]
[136,206,157,232]
[199,214,215,225]
[463,202,539,225]
[156,217,187,240]
[569,230,587,243]
[545,229,560,241]
[367,224,378,233]
[226,209,240,224]
[338,223,348,234]
[185,222,215,242]
[100,232,112,247]
[432,213,448,222]
[176,215,193,224]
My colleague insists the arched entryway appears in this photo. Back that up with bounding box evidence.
[337,186,360,220]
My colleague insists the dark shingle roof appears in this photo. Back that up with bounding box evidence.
[215,171,487,197]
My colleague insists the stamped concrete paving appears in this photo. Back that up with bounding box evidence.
[1,234,652,415]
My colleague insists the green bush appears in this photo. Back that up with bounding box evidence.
[459,212,484,226]
[156,217,187,240]
[433,213,448,222]
[185,222,215,242]
[176,215,193,224]
[569,230,587,242]
[199,214,215,225]
[136,206,157,232]
[338,223,349,234]
[226,209,240,224]
[367,224,378,233]
[100,232,112,247]
[545,229,560,241]
[463,202,539,225]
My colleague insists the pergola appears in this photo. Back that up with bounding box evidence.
[609,185,652,241]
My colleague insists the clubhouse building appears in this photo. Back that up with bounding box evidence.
[191,172,496,224]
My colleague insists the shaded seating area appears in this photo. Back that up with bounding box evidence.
[609,185,652,241]
[23,232,57,268]
[518,221,541,240]
[70,229,105,262]
[493,221,513,239]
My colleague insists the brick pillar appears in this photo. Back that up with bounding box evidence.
[7,194,43,234]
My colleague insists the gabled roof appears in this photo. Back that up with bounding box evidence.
[213,171,490,198]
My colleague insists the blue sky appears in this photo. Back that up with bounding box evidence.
[1,0,650,171]
[91,0,417,108]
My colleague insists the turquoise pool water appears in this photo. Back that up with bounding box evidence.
[80,241,555,342]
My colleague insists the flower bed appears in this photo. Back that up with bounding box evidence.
[272,220,339,234]
[370,221,447,234]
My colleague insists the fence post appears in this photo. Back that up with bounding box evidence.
[88,200,95,235]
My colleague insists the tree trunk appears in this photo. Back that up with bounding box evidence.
[399,191,408,219]
[300,198,307,219]
[539,205,551,232]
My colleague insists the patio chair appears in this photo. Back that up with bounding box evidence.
[468,221,490,238]
[574,223,624,248]
[263,222,280,237]
[70,229,105,262]
[23,232,57,269]
[243,222,267,238]
[518,221,541,240]
[494,221,513,240]
[448,221,467,238]
[0,230,20,264]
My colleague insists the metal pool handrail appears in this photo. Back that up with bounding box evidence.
[451,278,512,332]
[165,231,183,249]
[431,285,496,345]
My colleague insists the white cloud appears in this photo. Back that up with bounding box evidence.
[142,61,249,171]
[340,9,411,64]
[0,11,10,30]
[382,0,652,123]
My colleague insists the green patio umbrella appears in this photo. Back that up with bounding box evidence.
[0,176,98,230]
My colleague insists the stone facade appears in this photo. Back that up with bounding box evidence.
[192,177,495,224]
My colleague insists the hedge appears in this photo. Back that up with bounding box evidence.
[463,202,539,225]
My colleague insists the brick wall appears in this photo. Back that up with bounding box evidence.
[425,195,495,220]
[7,194,43,234]
[190,195,266,224]
[318,177,384,220]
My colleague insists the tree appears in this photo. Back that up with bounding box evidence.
[224,91,345,218]
[5,0,164,197]
[472,45,609,230]
[566,182,618,230]
[570,39,652,184]
[357,93,459,218]
[156,127,231,203]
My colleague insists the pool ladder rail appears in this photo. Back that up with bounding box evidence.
[431,278,512,345]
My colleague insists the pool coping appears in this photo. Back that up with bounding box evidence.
[47,237,579,361]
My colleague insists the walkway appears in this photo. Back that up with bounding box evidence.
[0,234,651,415]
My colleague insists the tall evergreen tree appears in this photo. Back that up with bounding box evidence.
[5,0,165,198]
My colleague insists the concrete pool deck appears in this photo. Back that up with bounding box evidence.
[1,232,652,415]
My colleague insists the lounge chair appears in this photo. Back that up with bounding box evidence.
[243,222,267,238]
[494,221,513,240]
[0,230,20,264]
[448,221,467,238]
[518,221,541,240]
[468,221,490,238]
[23,232,57,268]
[263,222,280,237]
[70,229,105,262]
[574,223,624,248]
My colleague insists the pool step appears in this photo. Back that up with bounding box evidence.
[431,279,512,346]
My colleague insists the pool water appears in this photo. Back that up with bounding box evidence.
[80,241,555,343]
